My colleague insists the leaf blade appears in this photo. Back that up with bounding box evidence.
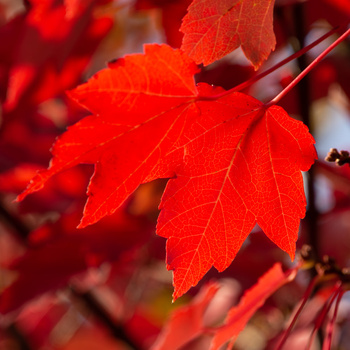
[210,263,298,350]
[180,0,276,68]
[18,44,316,299]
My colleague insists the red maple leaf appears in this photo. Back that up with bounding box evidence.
[152,263,297,350]
[18,44,317,300]
[153,282,219,350]
[210,263,297,349]
[180,0,276,68]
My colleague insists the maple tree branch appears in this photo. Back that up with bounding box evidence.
[292,3,320,262]
[265,26,350,107]
[5,323,32,350]
[0,200,30,242]
[197,25,340,101]
[23,0,32,10]
[70,286,140,350]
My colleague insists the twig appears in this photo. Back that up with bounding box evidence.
[6,324,32,350]
[292,2,320,263]
[69,286,141,350]
[0,200,30,241]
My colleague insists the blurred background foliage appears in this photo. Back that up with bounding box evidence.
[0,0,350,349]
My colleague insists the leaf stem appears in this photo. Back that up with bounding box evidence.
[275,275,318,350]
[197,26,340,101]
[305,282,343,350]
[265,27,350,107]
[322,288,344,350]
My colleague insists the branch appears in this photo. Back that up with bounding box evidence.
[5,324,32,350]
[0,200,30,242]
[69,286,141,350]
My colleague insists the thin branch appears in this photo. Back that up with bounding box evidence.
[6,324,32,350]
[69,286,141,350]
[292,2,320,263]
[197,25,340,101]
[0,200,30,242]
[265,27,350,107]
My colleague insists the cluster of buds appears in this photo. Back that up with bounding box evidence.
[325,148,350,166]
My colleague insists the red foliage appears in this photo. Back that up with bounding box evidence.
[1,0,350,349]
[153,282,219,350]
[19,43,316,299]
[210,263,297,349]
[0,207,153,314]
[1,0,112,116]
[180,0,276,68]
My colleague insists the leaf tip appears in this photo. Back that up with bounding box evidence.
[15,171,47,202]
[15,192,25,203]
[77,215,92,229]
[171,283,185,303]
[171,288,178,303]
[288,249,296,262]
